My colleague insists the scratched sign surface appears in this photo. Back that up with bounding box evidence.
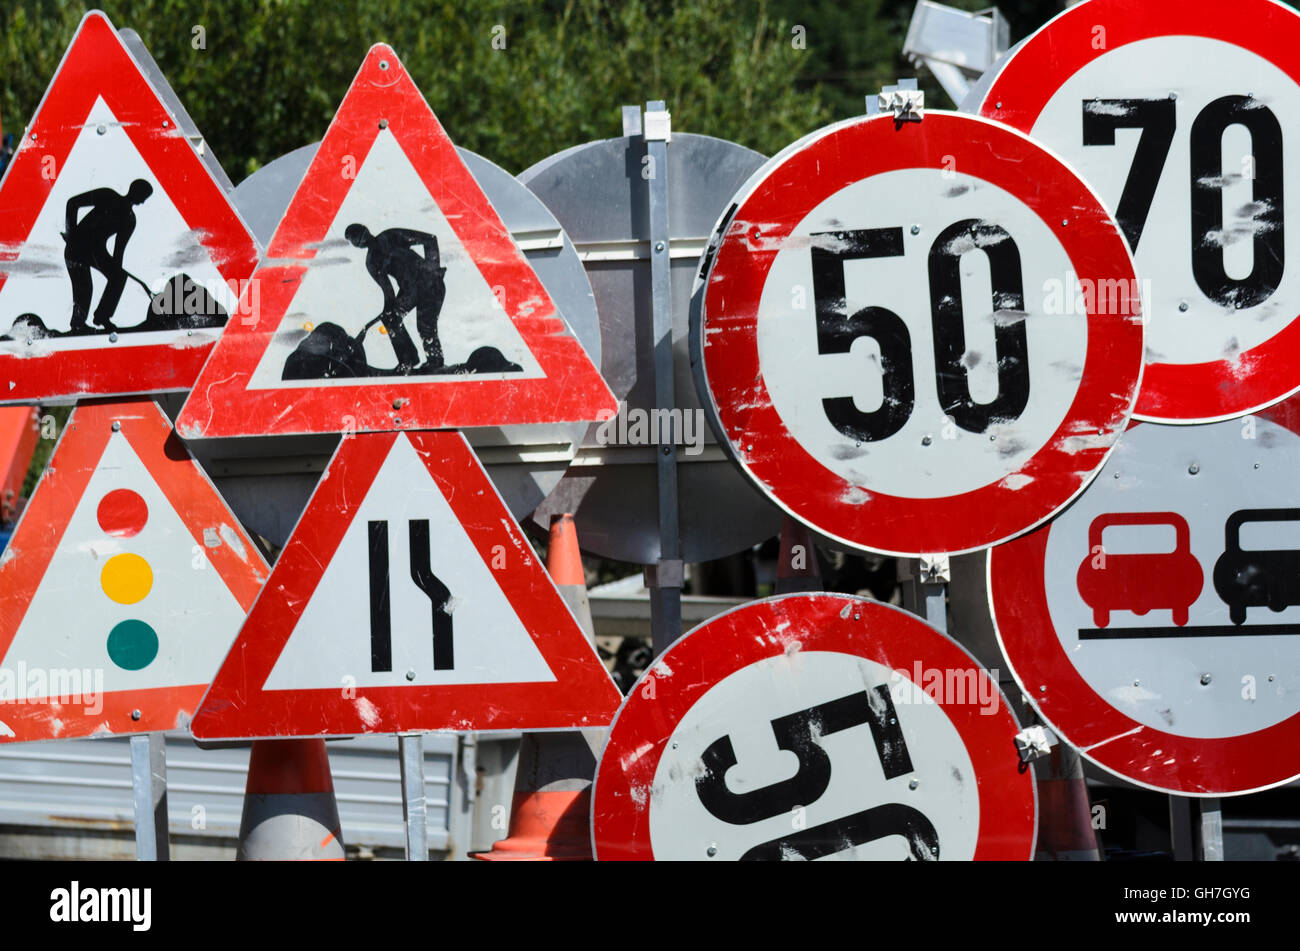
[177,44,615,439]
[990,395,1300,795]
[972,0,1300,423]
[692,111,1144,556]
[0,400,268,743]
[591,594,1036,861]
[0,12,258,403]
[190,430,621,739]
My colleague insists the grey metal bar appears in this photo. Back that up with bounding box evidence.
[1200,797,1224,861]
[643,100,683,656]
[129,733,168,861]
[922,583,948,635]
[399,733,428,861]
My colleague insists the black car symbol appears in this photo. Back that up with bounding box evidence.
[1213,508,1300,625]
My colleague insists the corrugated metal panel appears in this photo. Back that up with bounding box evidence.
[0,732,466,859]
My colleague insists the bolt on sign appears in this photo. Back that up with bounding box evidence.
[177,45,615,439]
[971,0,1300,423]
[989,395,1300,795]
[591,594,1036,860]
[0,400,268,742]
[0,11,258,403]
[692,111,1144,556]
[191,430,621,739]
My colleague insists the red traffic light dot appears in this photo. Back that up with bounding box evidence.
[97,489,148,537]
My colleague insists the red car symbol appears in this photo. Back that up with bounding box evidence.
[1076,512,1203,627]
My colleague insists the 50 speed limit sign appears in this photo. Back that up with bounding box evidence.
[692,111,1144,556]
[972,0,1300,423]
[591,594,1036,861]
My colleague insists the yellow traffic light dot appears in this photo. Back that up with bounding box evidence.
[100,553,153,605]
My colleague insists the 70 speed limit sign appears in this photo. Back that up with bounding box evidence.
[972,0,1300,423]
[692,111,1144,556]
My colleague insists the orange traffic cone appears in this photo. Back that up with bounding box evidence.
[473,513,597,861]
[236,739,345,861]
[1034,743,1101,861]
[775,516,823,594]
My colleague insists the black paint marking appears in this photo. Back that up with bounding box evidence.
[368,520,391,672]
[740,803,939,861]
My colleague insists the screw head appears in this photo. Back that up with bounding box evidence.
[1179,300,1189,312]
[392,398,406,410]
[921,435,933,446]
[130,709,141,721]
[1039,685,1046,693]
[908,778,919,790]
[1061,218,1069,227]
[108,332,118,343]
[1169,91,1178,100]
[379,60,390,70]
[910,225,920,235]
[378,119,389,129]
[706,844,718,857]
[96,124,106,135]
[655,241,666,252]
[995,101,1002,109]
[1200,673,1212,685]
[1188,463,1200,475]
[1133,680,1140,686]
[406,669,416,681]
[111,421,121,432]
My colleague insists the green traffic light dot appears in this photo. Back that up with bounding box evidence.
[106,620,158,671]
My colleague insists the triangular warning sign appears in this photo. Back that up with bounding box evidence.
[191,429,622,739]
[0,12,259,403]
[176,45,615,439]
[0,399,268,743]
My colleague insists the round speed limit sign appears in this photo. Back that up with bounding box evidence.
[591,594,1036,861]
[972,0,1300,423]
[692,111,1144,556]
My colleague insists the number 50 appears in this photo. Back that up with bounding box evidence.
[811,219,1031,443]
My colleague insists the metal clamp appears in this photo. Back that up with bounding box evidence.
[644,107,672,142]
[1014,724,1058,764]
[918,553,950,584]
[868,79,924,122]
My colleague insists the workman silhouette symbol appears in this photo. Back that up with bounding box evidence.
[63,178,154,331]
[345,223,448,371]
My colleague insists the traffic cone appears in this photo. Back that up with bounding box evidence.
[236,738,345,860]
[775,517,823,593]
[1034,742,1101,861]
[473,514,597,861]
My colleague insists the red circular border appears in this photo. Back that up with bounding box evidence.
[988,395,1300,794]
[698,112,1143,556]
[976,0,1300,423]
[591,594,1037,860]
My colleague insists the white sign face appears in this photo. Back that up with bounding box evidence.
[2,431,245,697]
[647,653,978,861]
[1030,39,1297,369]
[694,112,1143,557]
[0,97,239,352]
[264,432,556,690]
[246,129,543,388]
[1041,417,1300,737]
[990,399,1300,793]
[974,0,1300,422]
[592,595,1037,860]
[756,169,1086,500]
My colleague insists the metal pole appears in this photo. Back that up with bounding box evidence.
[1170,795,1222,860]
[129,732,169,861]
[642,100,683,656]
[912,555,950,634]
[399,732,428,861]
